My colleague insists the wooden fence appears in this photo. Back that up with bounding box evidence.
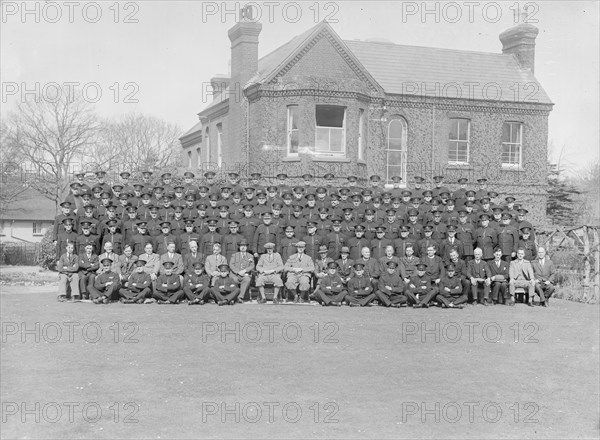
[0,242,42,266]
[536,225,599,303]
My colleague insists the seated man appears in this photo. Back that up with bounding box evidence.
[255,242,284,303]
[228,239,255,302]
[154,261,185,304]
[374,260,407,308]
[57,242,80,302]
[436,263,467,309]
[184,262,211,305]
[488,247,510,304]
[77,243,99,300]
[405,263,437,308]
[204,242,228,286]
[210,263,241,306]
[313,261,346,307]
[89,258,120,304]
[119,259,152,303]
[509,248,536,306]
[531,246,556,307]
[284,241,315,303]
[336,246,354,285]
[345,263,376,307]
[467,248,491,305]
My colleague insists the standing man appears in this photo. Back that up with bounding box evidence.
[531,247,556,307]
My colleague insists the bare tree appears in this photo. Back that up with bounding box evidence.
[3,88,98,205]
[82,113,183,176]
[0,119,30,212]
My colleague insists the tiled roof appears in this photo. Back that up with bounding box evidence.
[342,40,551,104]
[181,120,203,138]
[1,188,56,221]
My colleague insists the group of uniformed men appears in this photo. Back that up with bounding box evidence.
[54,170,557,307]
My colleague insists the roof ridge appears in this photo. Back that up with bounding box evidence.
[344,39,509,57]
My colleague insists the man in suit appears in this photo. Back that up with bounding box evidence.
[255,242,284,303]
[284,241,315,303]
[467,248,491,305]
[531,247,557,307]
[204,242,228,285]
[229,240,255,302]
[159,241,184,276]
[509,248,536,306]
[488,247,511,304]
[57,242,80,301]
[77,243,99,300]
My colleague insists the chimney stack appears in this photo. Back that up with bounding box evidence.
[499,13,539,73]
[228,5,262,87]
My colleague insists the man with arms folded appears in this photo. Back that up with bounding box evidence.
[120,259,152,303]
[436,263,467,309]
[374,261,407,308]
[184,262,212,305]
[313,262,347,307]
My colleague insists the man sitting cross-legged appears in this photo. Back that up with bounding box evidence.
[184,262,211,305]
[154,261,185,304]
[436,263,467,309]
[210,263,241,306]
[89,258,120,304]
[313,261,347,307]
[374,260,407,308]
[405,263,438,308]
[120,259,153,303]
[345,263,376,307]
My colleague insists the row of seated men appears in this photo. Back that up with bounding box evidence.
[56,234,557,307]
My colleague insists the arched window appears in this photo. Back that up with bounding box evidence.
[205,127,210,163]
[216,123,223,167]
[386,117,407,184]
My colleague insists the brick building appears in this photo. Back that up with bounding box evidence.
[180,13,553,222]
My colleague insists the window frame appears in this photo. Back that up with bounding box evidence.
[314,105,347,157]
[385,117,408,187]
[33,221,43,236]
[448,118,470,165]
[216,123,223,168]
[501,122,523,168]
[358,108,365,161]
[287,105,299,157]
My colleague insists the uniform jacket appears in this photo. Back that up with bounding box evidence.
[156,273,182,292]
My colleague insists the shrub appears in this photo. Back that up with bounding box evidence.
[36,228,57,270]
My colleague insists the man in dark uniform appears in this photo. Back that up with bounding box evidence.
[497,212,519,261]
[199,218,222,257]
[57,218,79,257]
[77,220,100,255]
[120,259,153,303]
[210,263,241,306]
[89,258,120,304]
[345,263,376,306]
[375,261,407,307]
[475,213,498,261]
[452,177,469,200]
[436,263,467,308]
[313,262,346,306]
[131,221,155,256]
[183,262,211,305]
[154,261,184,304]
[405,263,438,308]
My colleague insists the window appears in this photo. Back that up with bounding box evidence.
[501,122,523,167]
[386,117,408,184]
[216,123,223,167]
[315,105,346,156]
[358,109,365,161]
[33,222,43,235]
[196,148,201,168]
[187,151,192,168]
[287,105,299,156]
[448,118,470,164]
[0,221,5,236]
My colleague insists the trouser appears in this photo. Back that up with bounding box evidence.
[183,286,211,301]
[491,281,508,302]
[405,288,438,306]
[535,282,555,302]
[345,292,376,306]
[78,273,95,295]
[470,281,490,302]
[230,273,252,300]
[313,288,347,305]
[88,283,119,301]
[374,290,407,306]
[59,273,80,297]
[210,287,241,302]
[119,287,151,301]
[285,273,311,291]
[154,288,185,303]
[436,294,468,306]
[509,279,535,300]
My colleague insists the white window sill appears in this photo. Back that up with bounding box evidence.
[282,156,301,162]
[501,164,524,171]
[311,155,350,163]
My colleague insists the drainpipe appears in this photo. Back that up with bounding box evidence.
[431,103,436,180]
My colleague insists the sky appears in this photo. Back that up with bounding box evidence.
[1,1,598,174]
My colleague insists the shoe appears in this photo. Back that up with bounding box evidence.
[349,303,361,307]
[72,295,81,302]
[229,300,235,305]
[294,295,300,303]
[390,304,401,308]
[541,301,547,307]
[218,300,227,306]
[421,303,429,308]
[199,300,205,305]
[102,297,109,304]
[483,301,489,306]
[136,299,144,304]
[527,301,534,307]
[92,298,100,304]
[158,300,169,304]
[188,299,195,305]
[82,294,90,300]
[237,298,244,304]
[57,294,68,302]
[455,305,464,309]
[507,299,515,306]
[273,298,280,305]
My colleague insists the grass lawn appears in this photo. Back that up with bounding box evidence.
[1,287,599,439]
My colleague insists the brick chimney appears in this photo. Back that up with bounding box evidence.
[226,5,262,166]
[499,15,539,73]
